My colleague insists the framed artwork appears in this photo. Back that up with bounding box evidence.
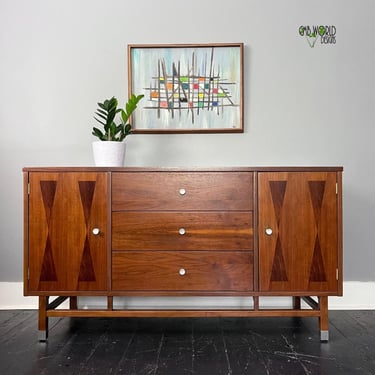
[128,43,244,133]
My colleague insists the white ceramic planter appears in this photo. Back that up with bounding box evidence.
[92,141,126,167]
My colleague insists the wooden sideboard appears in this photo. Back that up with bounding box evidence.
[23,167,343,341]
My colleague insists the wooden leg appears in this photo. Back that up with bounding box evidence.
[293,296,301,310]
[253,296,259,310]
[319,296,329,342]
[38,296,48,341]
[107,296,113,311]
[70,296,78,310]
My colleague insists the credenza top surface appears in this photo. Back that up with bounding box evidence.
[23,166,343,172]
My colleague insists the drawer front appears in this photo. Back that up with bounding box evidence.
[112,251,253,292]
[112,172,253,211]
[112,212,253,251]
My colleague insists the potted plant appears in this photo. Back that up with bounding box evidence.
[92,94,144,166]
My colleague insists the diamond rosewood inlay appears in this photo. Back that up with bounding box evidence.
[77,181,97,283]
[78,237,96,282]
[79,181,96,226]
[39,236,57,282]
[40,180,57,226]
[39,181,58,283]
[269,181,287,226]
[308,181,326,226]
[269,180,288,282]
[310,236,327,282]
[308,180,327,282]
[271,236,288,281]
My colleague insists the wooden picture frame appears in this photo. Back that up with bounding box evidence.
[128,43,244,133]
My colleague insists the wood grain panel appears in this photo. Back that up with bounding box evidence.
[112,172,253,211]
[112,212,253,251]
[112,251,253,292]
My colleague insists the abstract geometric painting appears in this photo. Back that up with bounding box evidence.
[128,43,243,133]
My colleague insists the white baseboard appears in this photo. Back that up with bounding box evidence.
[1,281,374,310]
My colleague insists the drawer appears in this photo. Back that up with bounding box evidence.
[112,172,253,211]
[112,212,253,251]
[112,251,253,292]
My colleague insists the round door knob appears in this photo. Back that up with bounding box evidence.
[92,228,100,235]
[179,188,186,196]
[179,268,186,276]
[265,228,273,236]
[179,228,186,235]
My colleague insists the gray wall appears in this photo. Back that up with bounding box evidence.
[0,0,374,281]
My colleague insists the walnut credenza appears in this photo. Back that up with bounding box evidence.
[23,167,343,341]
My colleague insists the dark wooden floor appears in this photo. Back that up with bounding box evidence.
[1,310,375,374]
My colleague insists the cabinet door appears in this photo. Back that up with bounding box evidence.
[27,172,108,293]
[258,172,339,293]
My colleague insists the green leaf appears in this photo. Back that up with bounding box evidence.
[109,123,117,139]
[106,111,116,126]
[96,108,108,116]
[93,116,106,126]
[94,112,107,122]
[121,109,129,124]
[97,102,106,110]
[92,127,104,139]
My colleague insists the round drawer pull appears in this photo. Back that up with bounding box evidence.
[92,228,100,236]
[265,228,273,236]
[179,188,186,196]
[179,268,186,276]
[179,228,186,235]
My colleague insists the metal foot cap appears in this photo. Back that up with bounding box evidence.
[320,330,329,342]
[38,330,48,342]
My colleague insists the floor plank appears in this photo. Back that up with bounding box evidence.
[0,311,375,374]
